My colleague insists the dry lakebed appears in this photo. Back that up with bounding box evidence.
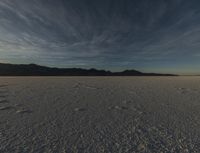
[0,77,199,153]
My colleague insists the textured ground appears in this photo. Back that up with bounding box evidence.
[0,77,199,153]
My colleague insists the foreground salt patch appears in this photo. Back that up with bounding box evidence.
[74,108,86,112]
[16,109,32,114]
[0,99,8,103]
[0,106,13,110]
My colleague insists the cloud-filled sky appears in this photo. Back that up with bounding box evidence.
[0,0,200,74]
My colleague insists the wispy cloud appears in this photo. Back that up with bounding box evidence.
[0,0,200,72]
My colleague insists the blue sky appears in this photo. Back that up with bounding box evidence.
[0,0,200,74]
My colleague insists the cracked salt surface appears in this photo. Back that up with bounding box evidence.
[0,77,199,152]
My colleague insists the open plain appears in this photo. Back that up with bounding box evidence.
[0,77,199,153]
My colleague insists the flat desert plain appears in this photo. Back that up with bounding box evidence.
[0,77,199,153]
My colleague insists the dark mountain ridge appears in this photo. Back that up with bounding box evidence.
[0,63,177,76]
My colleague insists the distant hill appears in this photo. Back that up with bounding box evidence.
[0,63,177,76]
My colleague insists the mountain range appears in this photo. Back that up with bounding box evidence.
[0,63,177,76]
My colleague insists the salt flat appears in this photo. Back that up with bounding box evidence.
[0,77,199,153]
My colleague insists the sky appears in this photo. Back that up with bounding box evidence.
[0,0,200,74]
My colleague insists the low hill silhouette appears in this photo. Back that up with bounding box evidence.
[0,63,177,76]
